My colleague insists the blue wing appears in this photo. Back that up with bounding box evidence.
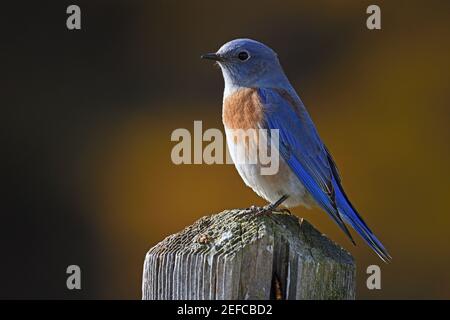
[258,87,391,262]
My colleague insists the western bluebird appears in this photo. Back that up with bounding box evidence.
[202,39,390,262]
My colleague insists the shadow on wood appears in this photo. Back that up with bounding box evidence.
[142,209,356,300]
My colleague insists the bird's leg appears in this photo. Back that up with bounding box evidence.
[255,195,289,216]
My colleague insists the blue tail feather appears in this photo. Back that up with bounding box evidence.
[333,179,391,263]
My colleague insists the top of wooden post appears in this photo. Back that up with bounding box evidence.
[142,209,355,300]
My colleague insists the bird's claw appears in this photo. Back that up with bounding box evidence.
[245,205,260,212]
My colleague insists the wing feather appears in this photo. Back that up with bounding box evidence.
[258,88,355,244]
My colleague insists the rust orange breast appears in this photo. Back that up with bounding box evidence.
[222,88,264,130]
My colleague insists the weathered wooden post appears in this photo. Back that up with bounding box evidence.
[142,209,356,300]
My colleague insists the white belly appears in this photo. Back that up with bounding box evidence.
[225,129,314,208]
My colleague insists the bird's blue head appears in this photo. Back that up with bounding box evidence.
[202,39,290,96]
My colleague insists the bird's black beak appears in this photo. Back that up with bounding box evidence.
[201,53,223,62]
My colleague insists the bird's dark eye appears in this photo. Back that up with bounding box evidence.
[237,51,250,61]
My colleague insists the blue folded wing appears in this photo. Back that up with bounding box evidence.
[258,87,391,262]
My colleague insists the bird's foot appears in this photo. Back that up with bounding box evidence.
[240,205,264,216]
[245,205,260,213]
[239,195,290,218]
[254,204,275,217]
[236,205,267,217]
[240,205,273,217]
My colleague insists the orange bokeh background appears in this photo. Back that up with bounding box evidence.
[2,1,449,299]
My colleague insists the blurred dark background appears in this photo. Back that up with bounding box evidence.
[1,0,449,299]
